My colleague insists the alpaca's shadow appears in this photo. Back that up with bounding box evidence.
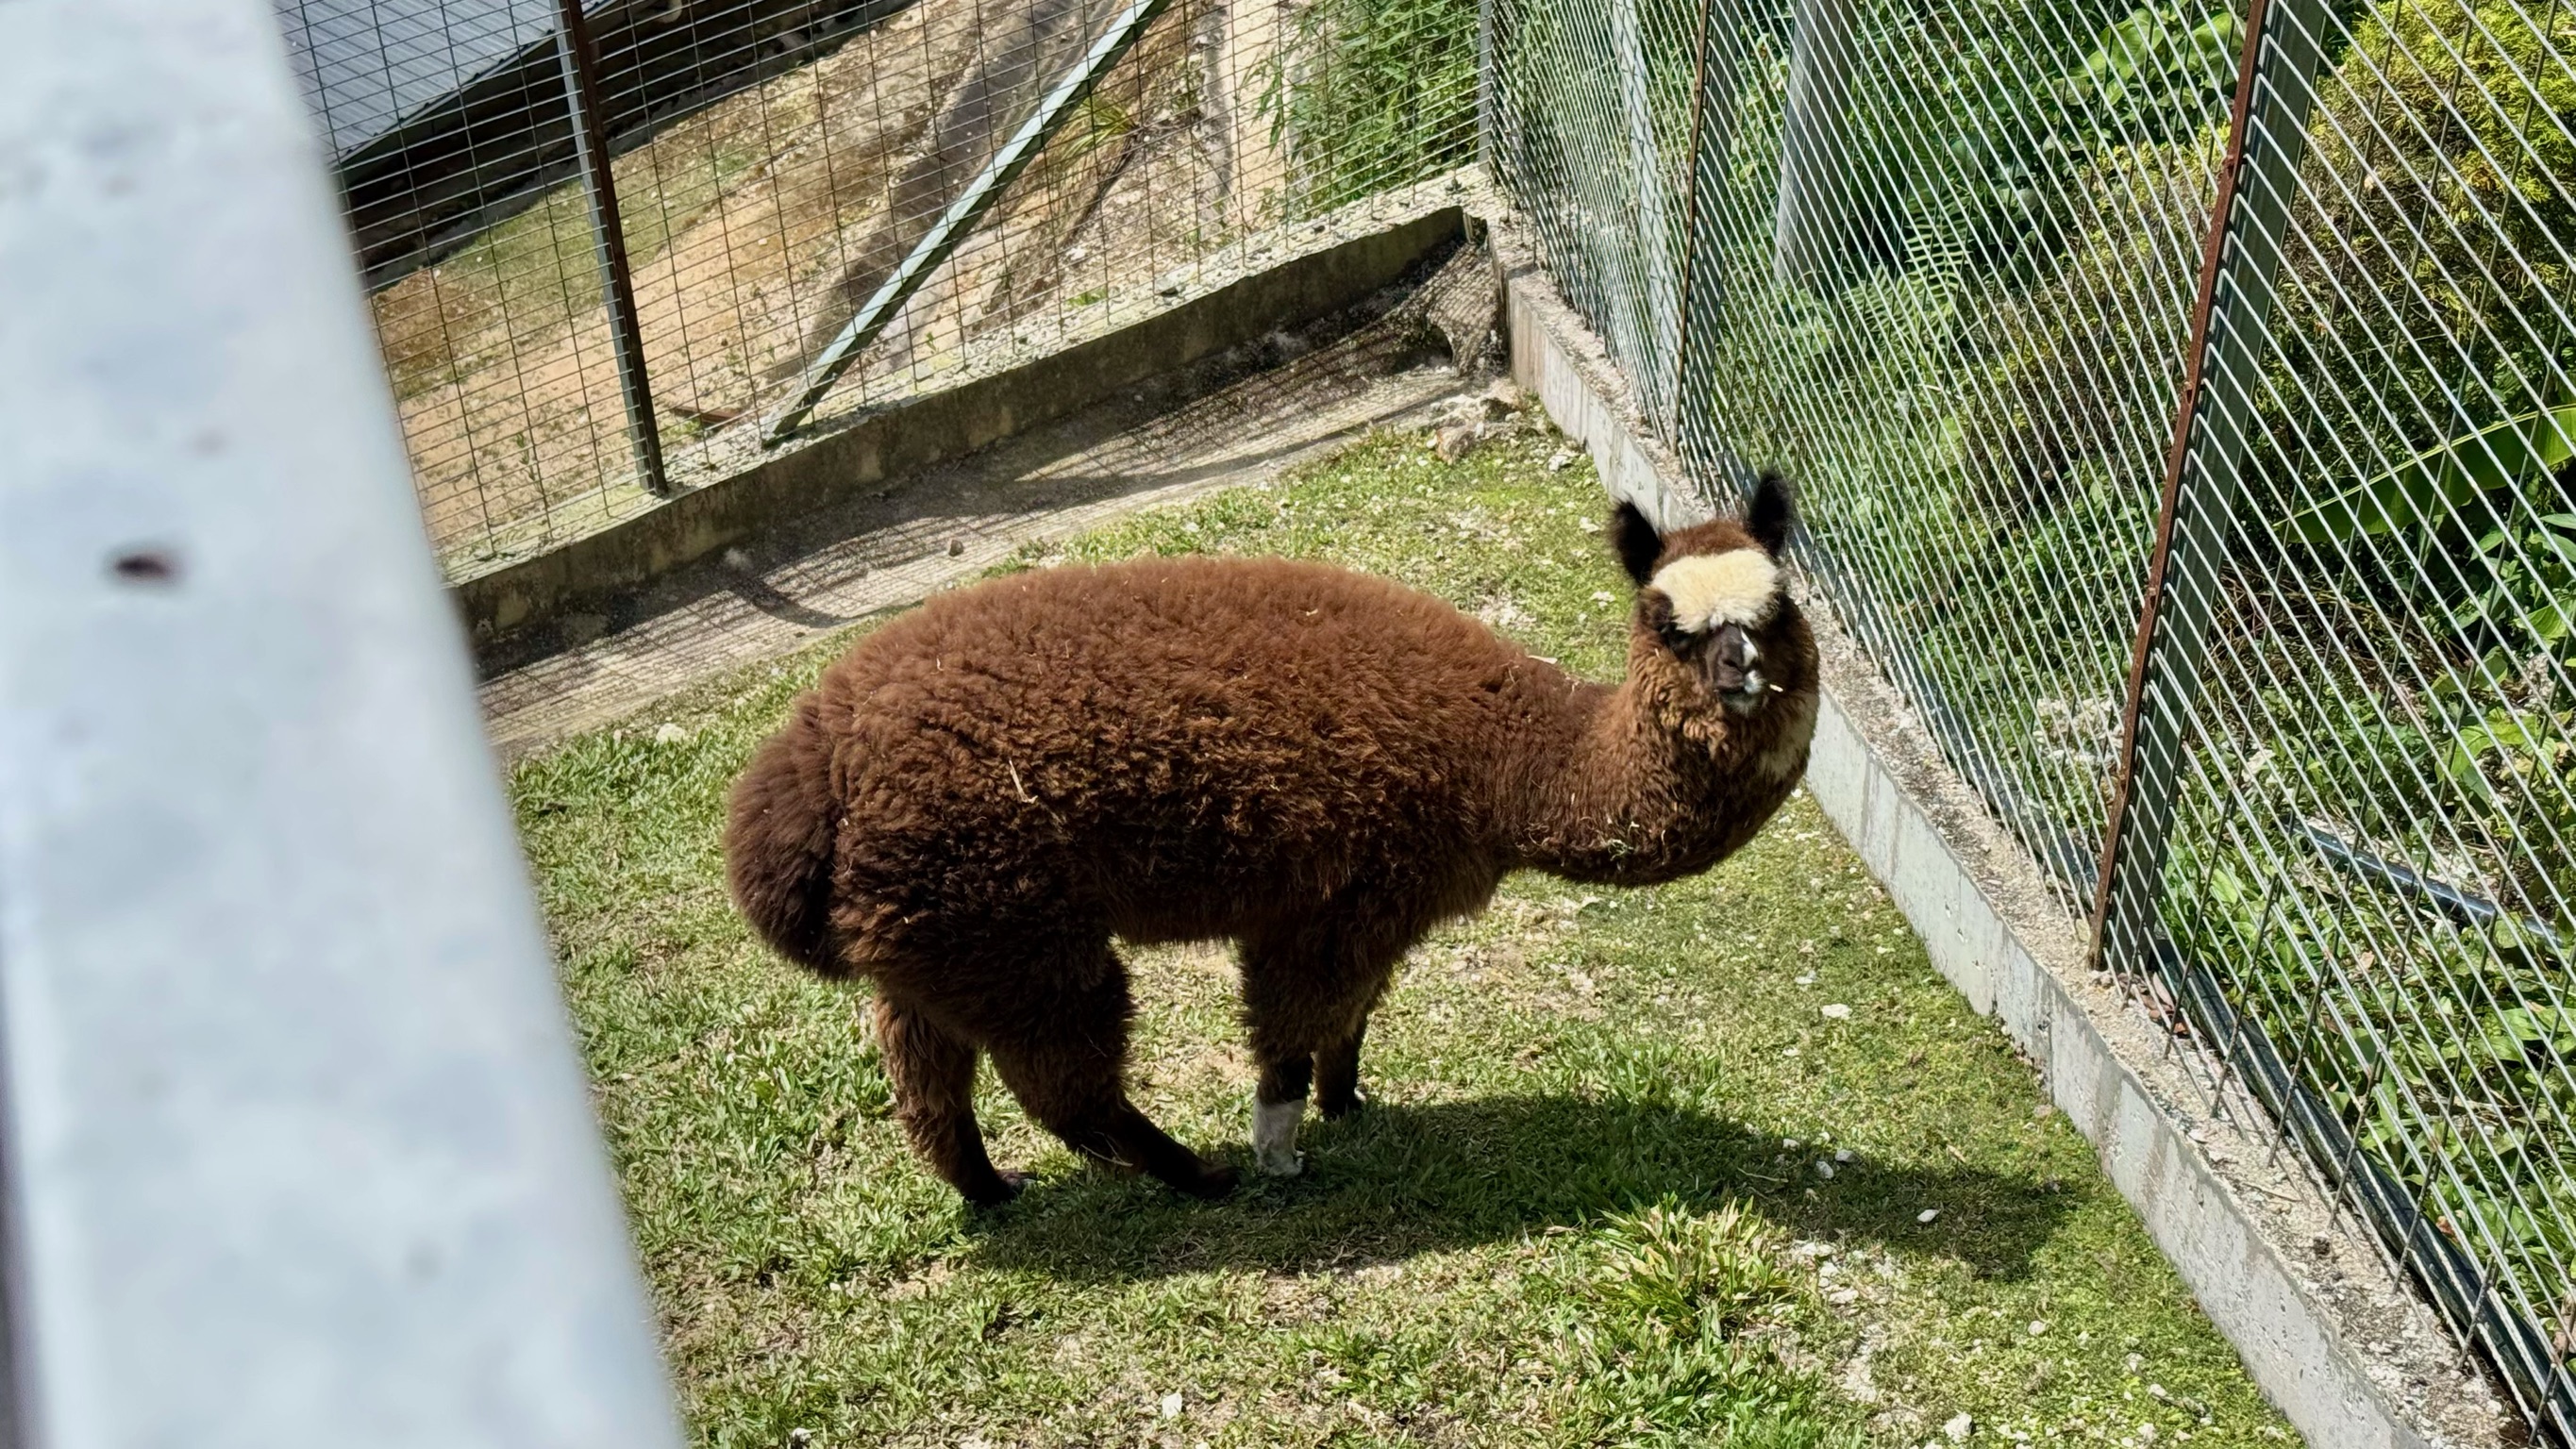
[969,1093,2077,1284]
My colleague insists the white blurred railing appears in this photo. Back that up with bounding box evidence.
[0,3,681,1444]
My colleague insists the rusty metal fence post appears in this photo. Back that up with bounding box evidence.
[555,0,671,498]
[2090,0,2329,976]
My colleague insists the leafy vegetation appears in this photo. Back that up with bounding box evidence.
[1261,0,1481,214]
[514,427,2290,1445]
[2160,2,2576,1319]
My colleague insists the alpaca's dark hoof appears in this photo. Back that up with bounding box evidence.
[962,1170,1030,1208]
[1178,1163,1240,1200]
[1317,1085,1370,1121]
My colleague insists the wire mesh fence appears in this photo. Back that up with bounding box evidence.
[276,0,1479,577]
[1495,0,2574,1436]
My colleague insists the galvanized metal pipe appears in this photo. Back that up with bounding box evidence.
[0,2,682,1441]
[1672,0,1745,500]
[1610,0,1678,429]
[557,0,672,497]
[1771,0,1854,291]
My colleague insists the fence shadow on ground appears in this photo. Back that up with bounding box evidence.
[469,275,1453,680]
[968,1093,2078,1285]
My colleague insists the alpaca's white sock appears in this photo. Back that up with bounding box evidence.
[1253,1098,1305,1176]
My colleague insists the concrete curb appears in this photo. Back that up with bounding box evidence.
[455,206,1467,654]
[1495,237,2501,1447]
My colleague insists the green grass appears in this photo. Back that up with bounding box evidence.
[512,422,2296,1446]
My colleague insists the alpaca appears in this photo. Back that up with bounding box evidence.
[725,474,1818,1205]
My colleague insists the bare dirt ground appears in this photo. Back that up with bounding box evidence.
[368,0,1317,576]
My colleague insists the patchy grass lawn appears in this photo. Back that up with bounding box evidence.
[512,422,2295,1447]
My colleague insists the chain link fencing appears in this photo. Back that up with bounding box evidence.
[276,0,1479,578]
[1493,0,2574,1437]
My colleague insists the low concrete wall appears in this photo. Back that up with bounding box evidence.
[457,207,1466,654]
[1497,232,2497,1448]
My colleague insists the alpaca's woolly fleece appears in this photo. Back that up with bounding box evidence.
[726,508,1817,1206]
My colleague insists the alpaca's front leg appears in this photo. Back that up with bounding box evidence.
[1252,1056,1311,1176]
[1243,918,1407,1173]
[1314,1018,1370,1119]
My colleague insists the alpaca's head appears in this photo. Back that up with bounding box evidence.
[1611,472,1807,717]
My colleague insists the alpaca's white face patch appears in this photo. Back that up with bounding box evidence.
[1648,548,1780,632]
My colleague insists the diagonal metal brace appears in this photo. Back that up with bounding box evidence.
[763,0,1174,445]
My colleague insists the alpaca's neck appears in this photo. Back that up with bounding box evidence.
[1501,640,1812,886]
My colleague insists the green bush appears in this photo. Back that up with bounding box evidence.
[1262,0,1480,213]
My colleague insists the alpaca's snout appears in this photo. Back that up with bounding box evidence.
[1709,623,1765,705]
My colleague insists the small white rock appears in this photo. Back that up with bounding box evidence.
[2029,1320,2049,1337]
[653,723,690,745]
[1796,973,1817,987]
[1945,1410,1974,1442]
[1821,1003,1852,1020]
[1834,1147,1854,1163]
[1591,591,1614,604]
[1815,1159,1836,1179]
[1159,1392,1183,1419]
[1547,449,1575,471]
[1917,1208,1941,1224]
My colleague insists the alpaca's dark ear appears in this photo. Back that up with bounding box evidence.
[1610,500,1664,586]
[1747,470,1796,558]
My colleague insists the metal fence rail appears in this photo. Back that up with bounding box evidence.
[1494,0,2575,1438]
[0,3,681,1442]
[276,0,1479,580]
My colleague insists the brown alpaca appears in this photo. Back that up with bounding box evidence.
[725,475,1818,1205]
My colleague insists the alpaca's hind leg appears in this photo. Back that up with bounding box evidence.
[875,995,1020,1207]
[983,967,1237,1200]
